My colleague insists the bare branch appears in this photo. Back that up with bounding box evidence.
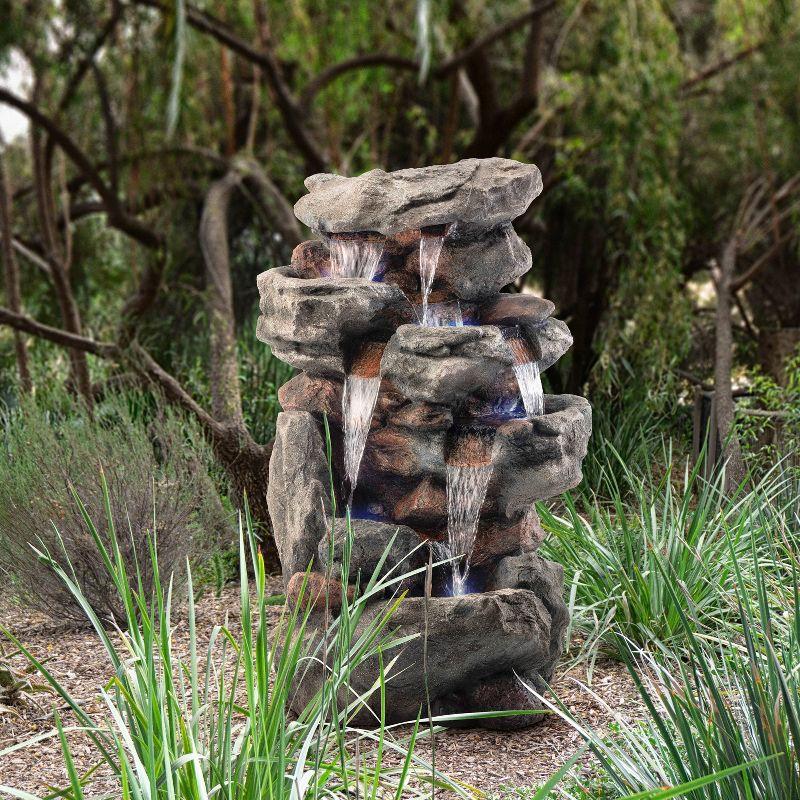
[9,237,54,276]
[91,63,119,192]
[679,41,766,94]
[437,0,557,78]
[0,87,162,250]
[300,0,557,108]
[731,227,797,292]
[0,306,117,358]
[128,343,226,439]
[300,54,419,108]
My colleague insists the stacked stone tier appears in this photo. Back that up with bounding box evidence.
[257,158,592,729]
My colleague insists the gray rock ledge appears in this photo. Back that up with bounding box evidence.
[295,158,543,236]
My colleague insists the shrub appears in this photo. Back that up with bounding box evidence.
[534,518,800,799]
[0,391,230,624]
[541,450,791,664]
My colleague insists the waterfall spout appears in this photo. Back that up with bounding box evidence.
[419,233,445,325]
[421,300,464,327]
[446,463,493,595]
[330,237,383,280]
[509,338,544,418]
[342,375,381,499]
[445,430,494,596]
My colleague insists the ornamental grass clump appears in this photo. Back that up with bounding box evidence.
[0,475,470,800]
[540,448,793,664]
[534,469,800,799]
[0,391,229,624]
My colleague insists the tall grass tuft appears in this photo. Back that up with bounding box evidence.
[541,448,794,665]
[0,476,468,800]
[532,513,800,799]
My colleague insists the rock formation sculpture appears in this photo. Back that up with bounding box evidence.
[257,157,591,729]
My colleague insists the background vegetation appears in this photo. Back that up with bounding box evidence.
[0,2,799,797]
[0,0,798,555]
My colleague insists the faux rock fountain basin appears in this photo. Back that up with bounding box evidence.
[258,157,591,729]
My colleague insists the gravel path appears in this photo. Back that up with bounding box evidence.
[0,587,642,797]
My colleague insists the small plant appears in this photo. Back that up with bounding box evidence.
[534,521,800,799]
[0,641,50,716]
[738,345,800,478]
[541,448,791,665]
[0,391,230,624]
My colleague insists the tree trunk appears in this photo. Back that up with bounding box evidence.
[30,117,94,407]
[713,238,748,491]
[201,172,245,425]
[0,150,32,394]
[214,429,279,570]
[199,172,281,571]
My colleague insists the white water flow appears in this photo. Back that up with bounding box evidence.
[509,339,544,418]
[446,463,493,595]
[427,301,463,327]
[342,375,381,498]
[419,234,445,325]
[330,239,383,280]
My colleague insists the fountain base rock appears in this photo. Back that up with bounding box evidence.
[289,574,567,727]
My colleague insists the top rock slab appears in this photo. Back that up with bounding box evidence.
[294,158,543,236]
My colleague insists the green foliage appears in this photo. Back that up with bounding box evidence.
[237,312,295,444]
[547,0,693,391]
[539,512,800,799]
[577,369,690,503]
[0,390,230,623]
[0,478,472,800]
[739,346,800,476]
[541,451,795,665]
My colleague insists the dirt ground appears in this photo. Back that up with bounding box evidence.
[0,585,642,797]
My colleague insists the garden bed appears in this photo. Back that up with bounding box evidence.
[0,587,641,797]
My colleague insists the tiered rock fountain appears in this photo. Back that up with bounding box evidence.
[258,158,591,729]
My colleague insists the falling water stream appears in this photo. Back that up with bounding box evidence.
[342,375,381,500]
[425,301,464,327]
[330,238,383,280]
[445,462,493,595]
[509,338,544,418]
[419,234,445,325]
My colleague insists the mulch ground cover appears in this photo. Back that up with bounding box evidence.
[0,585,642,797]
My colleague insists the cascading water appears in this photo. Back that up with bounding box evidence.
[419,234,445,325]
[446,464,493,595]
[509,338,544,418]
[424,301,464,327]
[342,375,381,500]
[330,238,383,280]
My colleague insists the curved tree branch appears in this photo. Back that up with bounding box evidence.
[300,54,419,108]
[131,0,329,174]
[0,87,162,250]
[299,0,558,108]
[233,156,303,247]
[0,306,118,358]
[13,145,228,203]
